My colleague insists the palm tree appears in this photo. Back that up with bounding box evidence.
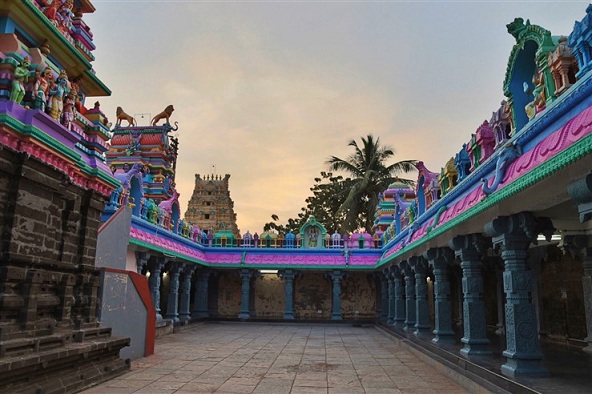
[327,134,417,233]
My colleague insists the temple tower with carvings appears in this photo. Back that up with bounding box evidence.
[185,173,240,236]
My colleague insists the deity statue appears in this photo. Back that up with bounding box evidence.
[61,88,76,130]
[9,57,31,104]
[33,67,52,111]
[524,65,546,120]
[47,70,68,121]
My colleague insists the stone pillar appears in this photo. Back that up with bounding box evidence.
[329,270,344,320]
[409,256,430,337]
[238,269,252,319]
[385,268,395,325]
[484,212,553,377]
[450,234,490,356]
[192,270,212,319]
[425,247,455,344]
[380,270,389,322]
[402,261,416,332]
[562,235,592,352]
[135,251,150,274]
[583,254,592,352]
[279,270,296,320]
[165,263,183,322]
[567,175,592,351]
[393,265,406,328]
[495,262,505,335]
[179,265,196,322]
[148,257,166,321]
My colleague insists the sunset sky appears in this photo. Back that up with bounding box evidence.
[86,1,590,233]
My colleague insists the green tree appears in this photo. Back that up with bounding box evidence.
[263,171,349,234]
[327,134,416,233]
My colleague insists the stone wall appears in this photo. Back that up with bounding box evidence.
[0,150,130,392]
[294,272,332,319]
[253,274,284,318]
[214,270,376,320]
[217,270,241,317]
[341,272,376,319]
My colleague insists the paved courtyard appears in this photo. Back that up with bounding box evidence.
[82,322,469,394]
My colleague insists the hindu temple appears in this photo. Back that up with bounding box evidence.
[1,0,592,393]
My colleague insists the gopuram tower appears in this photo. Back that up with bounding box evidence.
[185,174,240,236]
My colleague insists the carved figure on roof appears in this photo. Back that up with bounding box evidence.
[151,104,175,126]
[61,88,76,131]
[33,67,51,111]
[454,144,471,182]
[43,0,60,24]
[48,71,68,121]
[116,162,144,192]
[116,107,136,127]
[158,190,179,215]
[10,57,30,104]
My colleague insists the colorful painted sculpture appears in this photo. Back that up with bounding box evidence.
[47,71,68,121]
[9,57,30,104]
[116,107,136,127]
[33,67,52,111]
[151,104,175,126]
[61,88,76,130]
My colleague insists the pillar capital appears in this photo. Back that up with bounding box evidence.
[484,212,555,251]
[567,172,592,222]
[408,255,428,275]
[449,233,487,261]
[135,251,150,274]
[424,247,454,269]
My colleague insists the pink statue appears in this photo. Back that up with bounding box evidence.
[61,88,76,130]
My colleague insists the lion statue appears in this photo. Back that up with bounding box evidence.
[116,107,136,127]
[151,104,174,126]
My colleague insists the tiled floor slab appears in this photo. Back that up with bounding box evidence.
[81,323,468,393]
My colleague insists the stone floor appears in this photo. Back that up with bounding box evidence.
[81,322,470,393]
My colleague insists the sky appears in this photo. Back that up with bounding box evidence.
[86,0,591,233]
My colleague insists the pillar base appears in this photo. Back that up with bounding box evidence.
[460,337,491,355]
[414,325,431,337]
[501,358,549,378]
[283,313,295,320]
[238,312,250,319]
[331,315,343,321]
[432,329,455,344]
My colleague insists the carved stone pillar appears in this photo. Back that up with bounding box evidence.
[279,270,296,320]
[148,257,166,321]
[179,265,196,322]
[402,261,416,332]
[409,256,430,337]
[484,212,553,377]
[192,269,211,319]
[425,247,455,344]
[393,265,406,328]
[238,269,252,319]
[165,263,183,322]
[329,270,344,320]
[380,270,389,322]
[495,262,505,335]
[450,234,490,355]
[562,235,592,352]
[567,174,592,351]
[135,251,150,274]
[385,267,395,325]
